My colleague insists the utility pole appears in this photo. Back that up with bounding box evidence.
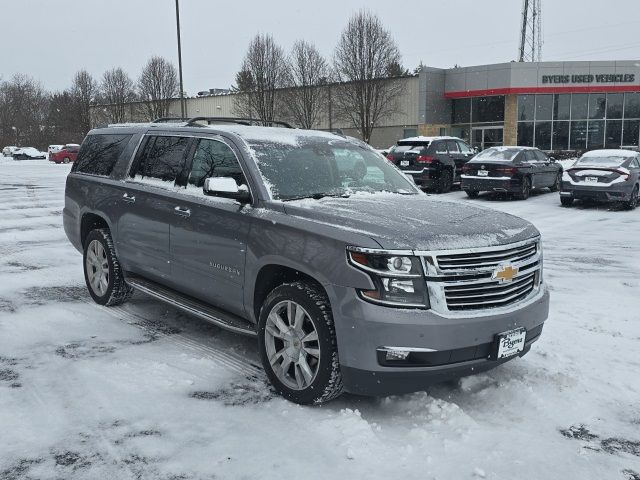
[175,0,186,118]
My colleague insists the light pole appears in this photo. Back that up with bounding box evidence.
[175,0,186,119]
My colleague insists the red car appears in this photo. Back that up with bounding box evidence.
[49,144,80,164]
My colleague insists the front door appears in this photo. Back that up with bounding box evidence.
[116,134,191,283]
[169,136,251,317]
[472,126,504,151]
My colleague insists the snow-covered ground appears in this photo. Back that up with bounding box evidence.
[0,156,638,480]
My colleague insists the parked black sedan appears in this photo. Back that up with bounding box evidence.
[560,149,640,209]
[461,146,562,200]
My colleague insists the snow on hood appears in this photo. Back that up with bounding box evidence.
[282,193,539,251]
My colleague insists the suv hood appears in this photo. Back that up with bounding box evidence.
[282,193,539,251]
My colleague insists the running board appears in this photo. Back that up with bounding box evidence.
[125,275,257,337]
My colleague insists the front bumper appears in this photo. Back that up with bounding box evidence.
[461,175,522,193]
[328,283,549,396]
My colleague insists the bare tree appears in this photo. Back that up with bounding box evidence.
[100,67,136,123]
[282,40,329,129]
[232,34,288,124]
[71,70,98,134]
[333,10,405,143]
[137,56,179,121]
[0,74,49,148]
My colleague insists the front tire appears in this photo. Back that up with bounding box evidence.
[258,281,343,405]
[435,169,453,194]
[549,172,562,192]
[83,228,133,306]
[623,185,638,210]
[517,177,531,200]
[63,157,70,164]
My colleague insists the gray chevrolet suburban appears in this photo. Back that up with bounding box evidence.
[64,118,549,404]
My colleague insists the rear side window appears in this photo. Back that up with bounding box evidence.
[73,134,132,176]
[446,140,460,153]
[131,135,190,183]
[534,150,548,161]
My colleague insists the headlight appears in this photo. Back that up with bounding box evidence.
[347,247,430,308]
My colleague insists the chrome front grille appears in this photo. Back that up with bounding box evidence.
[420,238,543,316]
[436,241,537,271]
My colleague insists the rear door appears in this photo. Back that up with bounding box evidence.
[116,134,191,283]
[534,149,556,186]
[169,136,251,316]
[522,150,546,188]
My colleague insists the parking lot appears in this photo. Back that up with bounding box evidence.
[0,157,638,480]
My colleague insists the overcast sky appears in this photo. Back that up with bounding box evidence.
[2,0,640,94]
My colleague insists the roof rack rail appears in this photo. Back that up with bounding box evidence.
[151,117,188,123]
[185,117,293,129]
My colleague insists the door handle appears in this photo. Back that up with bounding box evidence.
[174,206,191,218]
[122,193,136,203]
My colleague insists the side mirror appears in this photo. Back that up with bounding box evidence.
[203,177,251,203]
[549,157,556,162]
[473,147,479,154]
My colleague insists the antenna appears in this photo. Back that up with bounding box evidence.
[518,0,543,62]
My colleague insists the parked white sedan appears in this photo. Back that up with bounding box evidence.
[12,147,46,160]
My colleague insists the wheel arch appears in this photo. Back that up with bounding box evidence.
[252,264,329,324]
[80,212,111,248]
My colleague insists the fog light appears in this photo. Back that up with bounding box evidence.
[385,349,410,361]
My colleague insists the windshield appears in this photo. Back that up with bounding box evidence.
[248,138,419,200]
[474,148,521,162]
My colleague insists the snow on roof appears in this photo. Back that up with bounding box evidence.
[205,125,347,146]
[582,149,638,158]
[398,135,461,143]
[487,145,537,151]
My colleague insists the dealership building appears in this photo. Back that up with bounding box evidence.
[94,60,640,151]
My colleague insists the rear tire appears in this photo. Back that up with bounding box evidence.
[517,177,531,200]
[623,185,638,210]
[436,169,453,194]
[465,190,479,199]
[258,281,343,405]
[560,196,573,207]
[83,228,133,306]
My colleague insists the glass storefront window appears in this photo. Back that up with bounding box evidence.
[624,93,640,119]
[622,120,640,146]
[570,121,587,149]
[588,94,606,119]
[553,94,571,120]
[571,94,589,120]
[452,98,471,124]
[472,96,504,122]
[587,120,605,148]
[534,121,552,150]
[552,121,570,150]
[535,95,553,121]
[606,93,623,119]
[605,120,622,148]
[518,95,535,121]
[517,122,534,147]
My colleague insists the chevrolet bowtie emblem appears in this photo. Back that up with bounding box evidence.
[493,265,519,282]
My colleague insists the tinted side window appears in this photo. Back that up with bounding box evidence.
[534,150,547,161]
[73,134,132,176]
[523,150,538,162]
[457,140,473,154]
[188,138,244,187]
[433,142,448,154]
[132,135,190,182]
[446,140,460,153]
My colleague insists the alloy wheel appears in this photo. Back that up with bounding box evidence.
[264,300,321,390]
[85,239,110,296]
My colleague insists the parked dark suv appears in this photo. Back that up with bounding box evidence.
[386,136,475,192]
[64,118,549,404]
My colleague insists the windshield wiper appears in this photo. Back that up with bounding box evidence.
[281,192,350,201]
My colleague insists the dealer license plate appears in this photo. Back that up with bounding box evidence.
[496,327,526,359]
[584,176,599,183]
[400,160,410,167]
[478,170,489,176]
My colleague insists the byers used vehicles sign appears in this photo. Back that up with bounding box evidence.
[542,73,636,84]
